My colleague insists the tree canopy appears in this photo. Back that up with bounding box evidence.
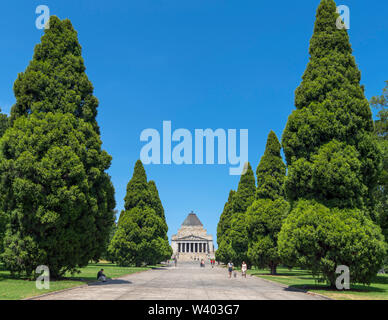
[278,200,386,286]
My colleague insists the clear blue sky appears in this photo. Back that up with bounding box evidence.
[0,0,387,246]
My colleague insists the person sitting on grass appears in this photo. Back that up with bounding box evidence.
[97,269,107,282]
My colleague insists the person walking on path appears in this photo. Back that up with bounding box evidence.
[241,261,247,278]
[227,261,234,278]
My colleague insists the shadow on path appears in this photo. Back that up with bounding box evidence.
[88,279,132,286]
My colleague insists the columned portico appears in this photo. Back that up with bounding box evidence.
[171,211,215,261]
[176,241,209,253]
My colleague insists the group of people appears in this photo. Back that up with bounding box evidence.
[97,260,248,281]
[227,261,247,278]
[199,258,217,268]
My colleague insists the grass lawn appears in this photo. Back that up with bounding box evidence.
[0,262,151,300]
[247,267,388,300]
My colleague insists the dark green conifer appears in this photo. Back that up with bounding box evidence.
[0,113,114,277]
[215,190,235,263]
[282,0,381,209]
[0,16,115,277]
[109,161,172,266]
[11,16,100,133]
[246,131,288,274]
[123,160,152,212]
[231,163,256,214]
[279,0,386,285]
[256,131,286,200]
[216,163,256,265]
[148,181,165,220]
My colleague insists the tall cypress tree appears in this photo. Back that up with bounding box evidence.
[109,160,172,266]
[0,16,115,277]
[246,131,288,274]
[278,0,386,286]
[216,163,256,265]
[148,180,170,244]
[11,16,99,133]
[256,131,286,200]
[231,163,256,214]
[215,190,235,263]
[123,160,152,212]
[217,190,236,243]
[282,0,381,210]
[0,113,114,277]
[148,181,165,220]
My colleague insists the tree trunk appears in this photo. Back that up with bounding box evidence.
[270,264,277,275]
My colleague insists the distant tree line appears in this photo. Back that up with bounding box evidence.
[216,0,388,287]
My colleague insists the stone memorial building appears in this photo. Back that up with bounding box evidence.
[171,211,215,261]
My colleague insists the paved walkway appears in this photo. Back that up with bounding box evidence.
[34,262,326,300]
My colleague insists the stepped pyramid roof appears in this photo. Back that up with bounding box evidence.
[181,211,203,227]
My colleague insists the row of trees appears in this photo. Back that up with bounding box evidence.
[216,131,288,275]
[107,160,172,266]
[0,16,171,278]
[216,0,388,287]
